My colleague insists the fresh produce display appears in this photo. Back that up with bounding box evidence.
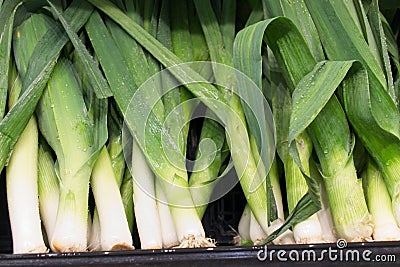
[0,0,399,255]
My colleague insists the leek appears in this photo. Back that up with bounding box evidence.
[36,59,95,252]
[234,16,372,242]
[86,9,212,248]
[309,159,336,243]
[8,13,51,254]
[38,140,59,246]
[284,134,323,244]
[270,64,323,243]
[90,147,134,250]
[194,0,274,234]
[363,159,400,241]
[155,179,179,248]
[189,117,225,218]
[249,211,267,245]
[7,72,47,254]
[237,205,252,244]
[120,169,134,234]
[87,3,273,238]
[0,0,92,173]
[88,211,101,251]
[131,139,162,249]
[304,0,400,229]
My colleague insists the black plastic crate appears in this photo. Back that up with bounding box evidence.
[1,242,399,266]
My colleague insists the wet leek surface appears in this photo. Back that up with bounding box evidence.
[0,0,400,261]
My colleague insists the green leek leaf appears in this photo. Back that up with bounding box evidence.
[47,0,111,99]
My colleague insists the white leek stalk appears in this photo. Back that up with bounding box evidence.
[364,160,400,241]
[317,179,336,243]
[6,72,47,254]
[108,117,135,234]
[91,147,134,250]
[131,139,163,249]
[266,219,295,245]
[172,209,211,247]
[310,159,336,243]
[249,211,267,245]
[87,211,93,249]
[159,172,214,248]
[49,163,92,252]
[293,215,323,244]
[324,158,373,241]
[317,208,336,243]
[155,180,179,248]
[7,115,48,254]
[38,142,59,245]
[88,210,101,251]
